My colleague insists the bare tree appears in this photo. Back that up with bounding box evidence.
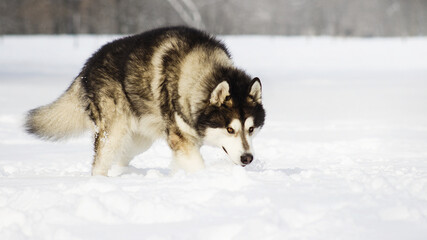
[166,0,205,29]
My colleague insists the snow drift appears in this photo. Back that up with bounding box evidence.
[0,35,427,240]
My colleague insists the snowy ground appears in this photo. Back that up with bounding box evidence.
[1,35,427,240]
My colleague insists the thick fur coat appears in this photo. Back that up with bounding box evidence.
[26,27,265,176]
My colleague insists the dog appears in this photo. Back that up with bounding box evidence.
[25,26,266,176]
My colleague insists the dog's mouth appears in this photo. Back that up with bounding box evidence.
[222,146,228,154]
[222,146,246,167]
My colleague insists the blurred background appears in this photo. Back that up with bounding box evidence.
[1,0,426,36]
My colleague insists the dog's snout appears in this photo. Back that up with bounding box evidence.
[240,153,253,165]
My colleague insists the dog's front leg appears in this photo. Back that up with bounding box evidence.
[167,131,205,173]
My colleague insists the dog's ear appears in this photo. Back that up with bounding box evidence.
[210,81,230,106]
[248,77,262,104]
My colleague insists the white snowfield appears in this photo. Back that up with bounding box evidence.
[1,35,427,240]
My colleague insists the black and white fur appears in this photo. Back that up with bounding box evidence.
[25,27,266,176]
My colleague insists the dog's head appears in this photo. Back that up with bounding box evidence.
[199,71,265,166]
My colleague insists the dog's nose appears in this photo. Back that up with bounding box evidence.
[240,153,253,165]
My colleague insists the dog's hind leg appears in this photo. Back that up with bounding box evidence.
[92,122,130,176]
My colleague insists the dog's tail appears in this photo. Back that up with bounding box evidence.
[25,77,92,141]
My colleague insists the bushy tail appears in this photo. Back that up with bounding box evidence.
[25,78,92,141]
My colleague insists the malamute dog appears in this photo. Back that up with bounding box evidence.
[25,27,266,176]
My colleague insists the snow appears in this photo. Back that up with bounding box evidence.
[1,35,427,239]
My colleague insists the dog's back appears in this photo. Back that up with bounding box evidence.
[26,27,232,141]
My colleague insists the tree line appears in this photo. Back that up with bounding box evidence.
[1,0,426,36]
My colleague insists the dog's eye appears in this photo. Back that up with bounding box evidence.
[226,127,235,134]
[248,127,254,133]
